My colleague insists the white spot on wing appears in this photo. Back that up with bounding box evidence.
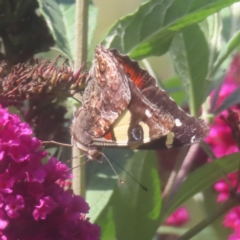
[139,122,150,143]
[166,132,175,148]
[145,109,152,118]
[191,135,196,143]
[175,118,182,127]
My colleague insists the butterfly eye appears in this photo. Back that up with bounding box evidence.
[99,60,106,73]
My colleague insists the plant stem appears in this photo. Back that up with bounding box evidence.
[72,0,88,197]
[162,145,197,219]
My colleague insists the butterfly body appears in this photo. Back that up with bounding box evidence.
[71,45,209,159]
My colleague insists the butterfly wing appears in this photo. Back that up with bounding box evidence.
[72,45,209,153]
[91,49,209,149]
[71,45,131,145]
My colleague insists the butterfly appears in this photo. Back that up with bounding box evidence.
[71,45,209,159]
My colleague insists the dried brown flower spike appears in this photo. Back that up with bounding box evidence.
[0,57,87,101]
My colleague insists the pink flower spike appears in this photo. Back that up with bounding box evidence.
[0,152,4,161]
[217,192,230,202]
[0,174,14,194]
[26,168,46,183]
[224,207,240,230]
[228,230,240,240]
[0,106,101,239]
[44,158,72,183]
[0,210,8,230]
[165,207,189,226]
[33,196,56,220]
[64,195,90,222]
[214,181,229,192]
[5,195,24,218]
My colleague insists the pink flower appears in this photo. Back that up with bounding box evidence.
[228,230,240,240]
[33,196,56,220]
[26,168,46,183]
[205,112,238,159]
[64,195,90,223]
[0,106,100,240]
[227,54,240,85]
[44,158,72,184]
[0,174,14,194]
[223,207,240,230]
[223,207,240,239]
[0,210,8,230]
[165,207,189,226]
[206,53,240,239]
[214,180,230,202]
[27,182,44,199]
[5,195,24,218]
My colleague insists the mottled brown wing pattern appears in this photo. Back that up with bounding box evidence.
[71,45,209,159]
[94,48,209,149]
[110,48,156,90]
[71,46,131,151]
[93,78,208,149]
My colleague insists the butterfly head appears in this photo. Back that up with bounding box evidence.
[73,137,102,160]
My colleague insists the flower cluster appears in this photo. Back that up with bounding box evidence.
[223,207,240,240]
[165,207,189,227]
[205,62,240,159]
[205,54,240,240]
[0,106,100,239]
[0,57,86,102]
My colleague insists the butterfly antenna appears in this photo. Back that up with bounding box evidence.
[100,152,124,184]
[43,140,73,148]
[71,96,82,103]
[106,154,148,191]
[70,159,90,170]
[66,153,87,163]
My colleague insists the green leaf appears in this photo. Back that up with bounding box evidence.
[103,0,239,60]
[86,149,132,222]
[37,0,98,62]
[170,24,209,115]
[37,0,76,62]
[161,152,240,223]
[99,151,162,240]
[212,29,240,76]
[96,206,116,240]
[214,87,240,115]
[88,4,98,47]
[163,76,187,105]
[203,13,222,77]
[203,188,230,240]
[221,7,233,41]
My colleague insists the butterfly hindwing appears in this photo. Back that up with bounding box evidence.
[93,77,208,149]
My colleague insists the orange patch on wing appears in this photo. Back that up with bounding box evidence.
[103,131,113,140]
[121,61,145,89]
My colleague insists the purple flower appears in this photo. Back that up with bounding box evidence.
[0,174,14,194]
[44,158,72,184]
[33,196,56,220]
[0,105,100,239]
[5,195,24,218]
[0,210,8,230]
